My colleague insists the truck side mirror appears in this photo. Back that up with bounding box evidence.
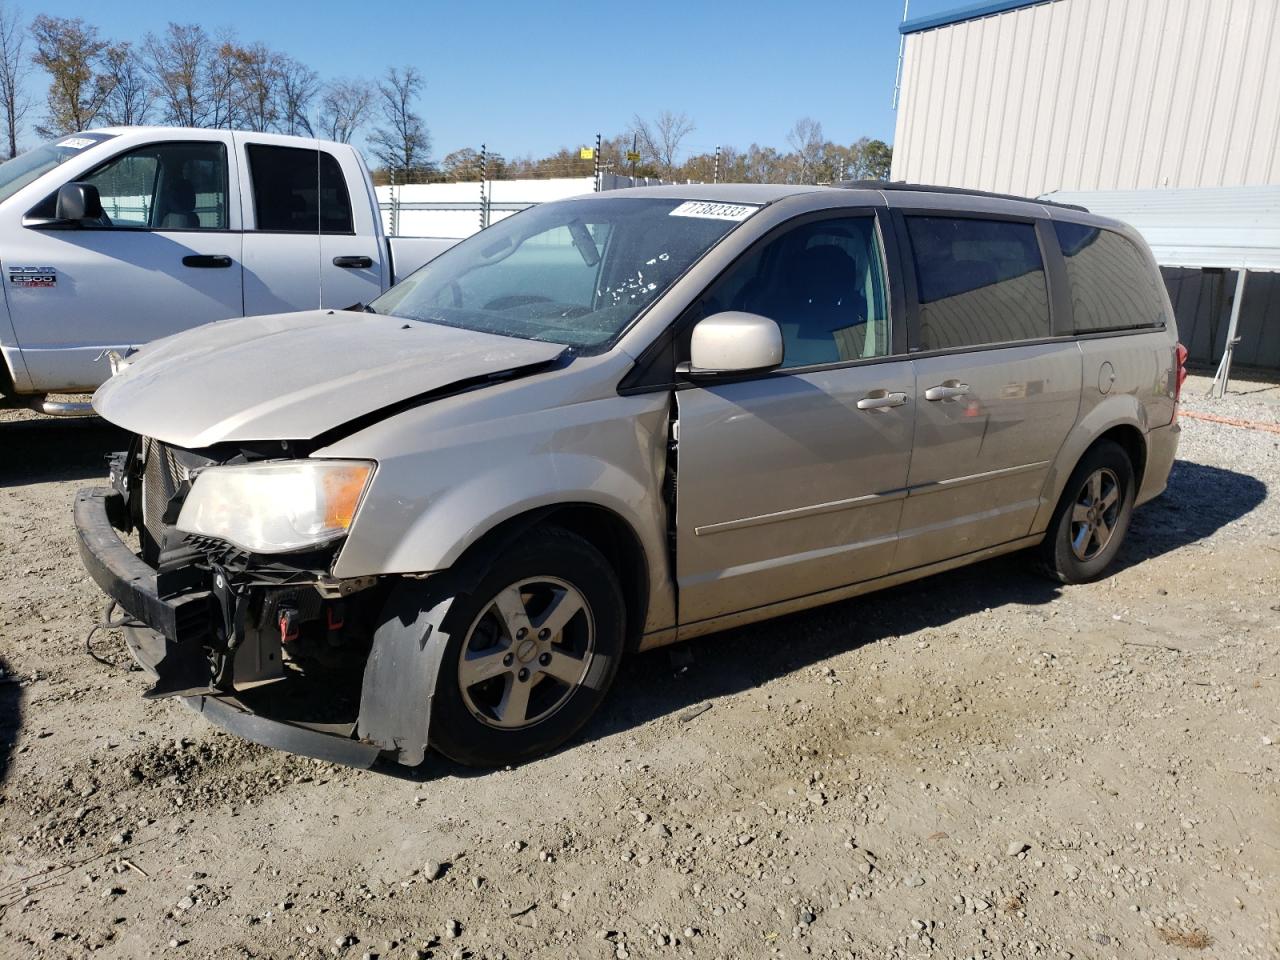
[54,182,104,224]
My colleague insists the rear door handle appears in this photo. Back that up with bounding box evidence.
[924,383,970,401]
[333,255,373,269]
[182,254,232,269]
[856,390,908,411]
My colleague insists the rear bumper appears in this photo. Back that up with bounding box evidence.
[1137,420,1181,505]
[74,486,381,769]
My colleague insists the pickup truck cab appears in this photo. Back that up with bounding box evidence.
[0,127,453,408]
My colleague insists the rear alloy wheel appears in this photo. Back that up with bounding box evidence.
[1039,439,1135,584]
[430,527,624,767]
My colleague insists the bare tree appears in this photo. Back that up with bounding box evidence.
[30,15,114,135]
[786,117,826,183]
[143,23,209,127]
[0,2,29,157]
[99,43,152,126]
[233,42,280,132]
[205,32,242,129]
[631,110,695,178]
[318,77,370,143]
[276,56,317,136]
[368,66,430,178]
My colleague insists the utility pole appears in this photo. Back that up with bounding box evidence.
[477,143,487,231]
[593,132,602,192]
[714,144,721,184]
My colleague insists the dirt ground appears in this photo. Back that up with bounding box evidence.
[1,374,1277,960]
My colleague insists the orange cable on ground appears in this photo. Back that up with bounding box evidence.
[1181,410,1280,435]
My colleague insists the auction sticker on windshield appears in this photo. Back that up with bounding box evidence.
[668,201,760,221]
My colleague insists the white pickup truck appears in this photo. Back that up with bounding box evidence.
[0,127,455,412]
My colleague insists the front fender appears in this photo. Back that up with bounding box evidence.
[1030,392,1149,534]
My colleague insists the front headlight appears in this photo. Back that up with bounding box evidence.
[176,460,375,554]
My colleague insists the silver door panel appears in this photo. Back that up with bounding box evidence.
[896,342,1082,568]
[675,362,915,624]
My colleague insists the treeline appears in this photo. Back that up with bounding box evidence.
[0,6,890,186]
[434,113,891,186]
[0,7,428,173]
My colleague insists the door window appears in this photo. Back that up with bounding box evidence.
[34,142,228,229]
[905,216,1050,350]
[1053,222,1167,333]
[699,215,890,367]
[246,144,353,234]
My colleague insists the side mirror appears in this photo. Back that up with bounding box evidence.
[686,311,784,377]
[54,182,104,223]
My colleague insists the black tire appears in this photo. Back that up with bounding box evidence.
[1038,439,1136,584]
[428,525,625,767]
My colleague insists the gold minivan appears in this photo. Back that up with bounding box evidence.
[76,183,1184,768]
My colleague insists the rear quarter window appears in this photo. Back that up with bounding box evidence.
[1054,222,1168,334]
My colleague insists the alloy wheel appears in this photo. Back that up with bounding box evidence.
[1069,467,1121,561]
[456,577,595,730]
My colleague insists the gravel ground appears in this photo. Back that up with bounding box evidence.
[0,374,1277,960]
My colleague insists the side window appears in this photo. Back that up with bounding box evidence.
[700,216,891,368]
[1054,222,1167,333]
[246,144,353,234]
[43,142,228,229]
[905,216,1050,350]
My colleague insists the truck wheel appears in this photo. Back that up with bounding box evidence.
[429,526,625,767]
[1039,440,1135,584]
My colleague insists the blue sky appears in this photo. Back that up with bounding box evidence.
[24,0,963,159]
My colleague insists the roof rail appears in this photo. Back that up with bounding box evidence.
[835,180,1090,213]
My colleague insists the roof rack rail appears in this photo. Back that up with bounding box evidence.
[835,180,1089,213]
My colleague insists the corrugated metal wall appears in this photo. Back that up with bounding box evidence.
[891,0,1280,195]
[1165,268,1280,370]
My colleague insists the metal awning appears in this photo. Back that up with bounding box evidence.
[1040,186,1280,273]
[1041,186,1280,397]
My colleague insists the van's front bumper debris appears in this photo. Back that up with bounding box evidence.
[73,486,381,768]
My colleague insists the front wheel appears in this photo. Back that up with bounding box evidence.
[1039,440,1136,584]
[429,526,625,767]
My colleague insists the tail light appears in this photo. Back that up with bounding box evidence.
[1173,342,1188,421]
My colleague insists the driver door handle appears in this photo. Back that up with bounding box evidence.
[333,255,373,269]
[924,383,970,401]
[182,254,232,269]
[856,390,908,411]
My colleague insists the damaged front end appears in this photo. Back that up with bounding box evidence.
[74,438,408,769]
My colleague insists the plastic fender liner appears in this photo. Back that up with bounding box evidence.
[355,508,558,765]
[356,584,456,766]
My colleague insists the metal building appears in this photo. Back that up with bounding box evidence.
[891,0,1280,195]
[890,0,1280,377]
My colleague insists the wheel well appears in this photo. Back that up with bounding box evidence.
[1097,424,1147,488]
[0,354,15,399]
[456,504,649,652]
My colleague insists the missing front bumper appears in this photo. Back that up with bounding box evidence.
[74,486,383,769]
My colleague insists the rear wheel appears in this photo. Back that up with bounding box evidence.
[1039,440,1136,584]
[429,526,625,767]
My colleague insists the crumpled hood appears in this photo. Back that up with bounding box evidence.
[93,310,565,448]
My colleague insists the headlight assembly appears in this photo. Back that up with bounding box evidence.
[176,460,374,554]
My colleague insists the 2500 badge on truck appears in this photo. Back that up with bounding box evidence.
[75,183,1184,769]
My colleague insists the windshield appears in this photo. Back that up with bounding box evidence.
[370,197,760,350]
[0,132,116,206]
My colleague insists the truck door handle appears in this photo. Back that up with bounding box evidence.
[333,255,373,269]
[924,383,970,401]
[182,255,232,269]
[856,390,908,411]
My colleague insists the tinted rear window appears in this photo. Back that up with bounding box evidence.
[1054,222,1167,333]
[246,144,353,234]
[905,216,1051,350]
